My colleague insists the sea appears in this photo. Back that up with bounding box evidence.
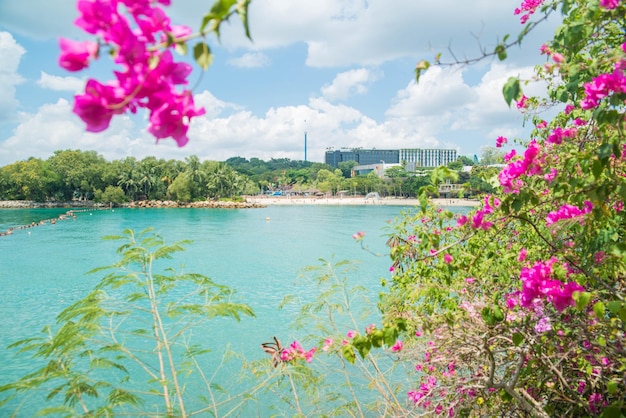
[0,205,468,416]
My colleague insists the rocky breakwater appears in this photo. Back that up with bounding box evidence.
[128,200,266,209]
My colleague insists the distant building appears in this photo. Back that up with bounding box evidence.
[400,148,457,168]
[325,148,399,167]
[325,147,457,169]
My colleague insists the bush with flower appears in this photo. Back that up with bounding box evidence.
[385,0,625,416]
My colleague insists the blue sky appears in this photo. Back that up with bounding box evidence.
[0,0,557,166]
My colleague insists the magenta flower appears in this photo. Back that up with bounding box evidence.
[552,52,565,63]
[544,168,558,182]
[546,201,593,226]
[518,248,528,262]
[391,340,404,352]
[594,251,606,264]
[59,38,98,71]
[346,330,357,339]
[73,79,123,132]
[352,231,365,240]
[322,338,333,352]
[457,215,468,227]
[496,136,508,148]
[516,94,528,109]
[599,0,619,9]
[62,0,205,146]
[443,254,453,264]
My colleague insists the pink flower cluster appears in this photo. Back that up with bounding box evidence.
[546,201,593,226]
[498,139,543,193]
[280,340,317,363]
[408,375,438,407]
[514,0,544,24]
[519,258,584,311]
[580,59,626,110]
[546,126,578,145]
[60,0,205,146]
[599,0,620,9]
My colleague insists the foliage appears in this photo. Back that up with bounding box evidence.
[373,0,626,416]
[0,229,255,417]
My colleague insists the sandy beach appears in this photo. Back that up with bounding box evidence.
[246,196,479,207]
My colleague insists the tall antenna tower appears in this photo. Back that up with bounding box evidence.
[304,119,308,162]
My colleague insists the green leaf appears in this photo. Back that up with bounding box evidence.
[415,60,430,83]
[174,42,188,56]
[593,301,605,318]
[481,306,495,326]
[383,326,398,347]
[495,44,507,61]
[370,329,384,348]
[236,0,252,40]
[502,77,521,107]
[500,389,513,402]
[574,291,591,310]
[601,405,623,418]
[342,344,356,364]
[512,332,524,346]
[607,301,623,314]
[492,305,504,322]
[193,42,213,70]
[352,335,371,359]
[606,381,618,394]
[598,143,613,160]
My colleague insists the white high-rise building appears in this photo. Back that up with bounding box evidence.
[399,148,457,168]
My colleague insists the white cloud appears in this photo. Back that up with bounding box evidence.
[321,68,381,101]
[0,59,537,166]
[227,52,271,68]
[0,99,143,164]
[37,72,85,92]
[0,32,25,121]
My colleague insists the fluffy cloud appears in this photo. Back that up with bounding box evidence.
[0,32,25,121]
[227,52,271,68]
[321,68,382,101]
[0,59,536,166]
[37,72,85,92]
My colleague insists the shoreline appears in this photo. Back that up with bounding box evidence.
[0,197,480,210]
[245,196,479,207]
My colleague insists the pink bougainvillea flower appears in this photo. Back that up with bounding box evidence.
[443,254,453,264]
[73,79,125,132]
[518,248,528,262]
[599,0,619,9]
[594,251,606,264]
[352,231,365,240]
[59,38,99,71]
[545,201,593,225]
[391,340,404,352]
[322,338,333,352]
[346,330,357,338]
[516,94,528,109]
[496,136,508,148]
[544,168,558,183]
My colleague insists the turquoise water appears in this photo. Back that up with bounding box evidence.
[0,205,467,415]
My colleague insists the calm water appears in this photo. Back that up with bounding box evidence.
[0,205,467,415]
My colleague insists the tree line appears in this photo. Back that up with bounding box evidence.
[0,149,504,203]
